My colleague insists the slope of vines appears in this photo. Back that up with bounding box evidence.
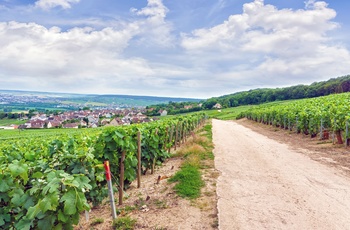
[0,113,206,230]
[238,93,350,142]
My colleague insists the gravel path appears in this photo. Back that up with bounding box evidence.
[213,119,350,230]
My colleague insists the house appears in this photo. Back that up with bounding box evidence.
[80,120,87,127]
[159,110,168,116]
[100,118,111,126]
[109,118,123,126]
[212,103,222,109]
[87,115,99,124]
[89,123,98,128]
[63,123,79,129]
[131,117,142,124]
[184,105,193,109]
[47,121,61,128]
[30,120,46,129]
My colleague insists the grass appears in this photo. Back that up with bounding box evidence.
[205,105,253,120]
[168,163,204,199]
[154,199,168,209]
[116,205,137,216]
[0,118,25,126]
[168,121,214,199]
[90,218,104,226]
[0,127,100,141]
[204,101,295,121]
[112,216,137,230]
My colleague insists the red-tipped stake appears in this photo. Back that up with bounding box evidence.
[104,161,117,219]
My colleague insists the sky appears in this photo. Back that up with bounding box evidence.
[0,0,349,99]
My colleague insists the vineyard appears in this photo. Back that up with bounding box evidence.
[238,92,350,144]
[0,113,206,230]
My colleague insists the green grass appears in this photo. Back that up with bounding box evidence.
[201,123,212,141]
[91,218,104,226]
[168,121,214,199]
[0,127,102,141]
[205,105,254,120]
[112,216,137,230]
[205,101,296,120]
[0,119,25,126]
[168,163,204,199]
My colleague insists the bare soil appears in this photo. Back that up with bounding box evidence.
[213,119,350,229]
[236,118,350,175]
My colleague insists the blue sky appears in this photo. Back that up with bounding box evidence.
[0,0,349,98]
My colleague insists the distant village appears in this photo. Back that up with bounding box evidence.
[0,108,169,130]
[0,97,221,130]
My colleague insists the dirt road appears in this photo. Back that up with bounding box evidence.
[213,119,350,230]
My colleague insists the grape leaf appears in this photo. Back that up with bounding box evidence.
[8,160,28,183]
[60,190,77,215]
[0,179,10,192]
[14,218,33,230]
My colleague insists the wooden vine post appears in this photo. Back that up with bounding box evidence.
[319,119,323,140]
[137,131,141,188]
[183,124,187,143]
[345,120,349,147]
[164,127,169,150]
[179,122,183,146]
[151,128,158,174]
[119,151,126,205]
[168,126,174,153]
[174,123,179,150]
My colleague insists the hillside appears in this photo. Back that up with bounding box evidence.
[202,75,350,109]
[146,75,350,115]
[0,90,201,112]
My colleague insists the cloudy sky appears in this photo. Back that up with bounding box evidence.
[0,0,349,98]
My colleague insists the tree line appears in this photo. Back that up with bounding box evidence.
[201,75,350,109]
[147,75,350,114]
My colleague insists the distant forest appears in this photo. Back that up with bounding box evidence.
[202,75,350,109]
[147,75,350,115]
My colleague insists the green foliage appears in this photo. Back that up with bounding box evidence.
[240,92,350,136]
[112,216,137,230]
[91,218,104,226]
[205,74,350,109]
[0,113,207,229]
[168,164,204,199]
[206,105,253,120]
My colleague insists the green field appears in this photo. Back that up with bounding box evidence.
[0,127,98,140]
[205,105,254,120]
[0,119,25,126]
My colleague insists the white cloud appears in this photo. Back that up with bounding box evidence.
[0,20,151,91]
[35,0,80,10]
[130,0,174,47]
[0,0,181,96]
[180,0,350,93]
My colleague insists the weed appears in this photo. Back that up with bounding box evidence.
[168,163,204,199]
[211,219,219,228]
[112,216,137,230]
[90,218,104,226]
[154,199,168,209]
[154,227,167,230]
[116,205,137,216]
[134,196,147,210]
[204,191,214,197]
